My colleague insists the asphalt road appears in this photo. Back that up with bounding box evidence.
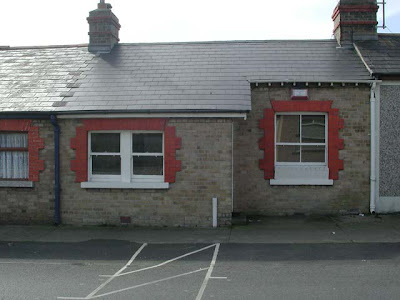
[0,240,399,300]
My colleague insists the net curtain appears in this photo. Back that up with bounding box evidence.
[0,133,29,179]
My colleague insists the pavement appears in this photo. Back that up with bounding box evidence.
[1,214,400,244]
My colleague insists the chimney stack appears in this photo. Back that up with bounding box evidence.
[332,0,378,47]
[87,1,121,53]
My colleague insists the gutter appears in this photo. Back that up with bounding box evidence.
[50,115,61,225]
[370,82,377,214]
[249,79,379,84]
[0,114,50,119]
[0,110,249,119]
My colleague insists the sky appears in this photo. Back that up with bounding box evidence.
[1,0,399,47]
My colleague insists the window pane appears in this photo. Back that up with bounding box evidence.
[132,134,162,153]
[92,155,121,175]
[91,133,120,153]
[0,151,28,179]
[132,156,163,175]
[302,115,325,143]
[0,133,28,148]
[302,146,325,163]
[276,145,300,162]
[276,115,300,143]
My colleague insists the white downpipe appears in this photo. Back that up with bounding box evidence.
[212,197,218,228]
[370,82,377,213]
[231,122,234,213]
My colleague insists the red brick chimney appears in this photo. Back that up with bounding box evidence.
[87,0,121,53]
[332,0,378,47]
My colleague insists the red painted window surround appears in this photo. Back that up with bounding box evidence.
[259,100,344,181]
[0,119,45,182]
[70,119,182,183]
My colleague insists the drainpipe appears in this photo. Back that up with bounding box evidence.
[231,122,234,213]
[370,82,377,214]
[50,115,61,225]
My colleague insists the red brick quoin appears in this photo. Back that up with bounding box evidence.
[0,120,45,181]
[259,100,344,180]
[70,119,182,183]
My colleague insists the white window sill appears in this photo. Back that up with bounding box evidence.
[0,181,33,188]
[81,181,169,189]
[270,179,333,186]
[271,165,333,186]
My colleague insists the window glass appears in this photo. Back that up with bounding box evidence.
[276,115,300,143]
[302,115,325,143]
[132,134,163,153]
[92,155,121,175]
[0,151,29,179]
[91,133,120,153]
[132,156,163,175]
[276,145,300,162]
[0,133,29,179]
[0,133,28,148]
[302,146,325,162]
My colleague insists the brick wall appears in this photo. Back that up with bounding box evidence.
[60,118,233,227]
[0,120,54,224]
[234,84,371,215]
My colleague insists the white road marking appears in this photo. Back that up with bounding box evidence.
[0,261,75,265]
[195,243,220,300]
[90,268,209,299]
[100,243,217,278]
[57,243,147,300]
[58,243,223,300]
[84,243,147,299]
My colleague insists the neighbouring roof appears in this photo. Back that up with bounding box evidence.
[355,34,400,77]
[0,40,371,114]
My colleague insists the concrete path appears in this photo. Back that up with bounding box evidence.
[0,214,399,244]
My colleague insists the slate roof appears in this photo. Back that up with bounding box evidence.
[0,40,371,114]
[355,34,400,77]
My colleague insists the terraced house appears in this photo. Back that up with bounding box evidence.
[0,0,396,226]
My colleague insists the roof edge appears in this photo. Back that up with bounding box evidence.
[0,44,89,51]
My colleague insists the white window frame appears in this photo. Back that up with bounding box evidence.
[274,112,328,166]
[271,112,333,186]
[82,130,168,189]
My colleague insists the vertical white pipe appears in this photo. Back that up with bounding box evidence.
[370,82,377,213]
[212,197,218,228]
[231,122,234,213]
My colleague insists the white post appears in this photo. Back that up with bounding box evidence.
[212,197,218,228]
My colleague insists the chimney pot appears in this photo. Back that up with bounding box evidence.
[98,0,107,10]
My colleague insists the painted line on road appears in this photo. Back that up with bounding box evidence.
[85,243,147,299]
[100,243,217,278]
[57,243,147,300]
[90,268,209,299]
[0,261,77,265]
[210,276,227,279]
[195,243,221,300]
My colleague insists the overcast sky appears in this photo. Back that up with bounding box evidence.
[1,0,399,47]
